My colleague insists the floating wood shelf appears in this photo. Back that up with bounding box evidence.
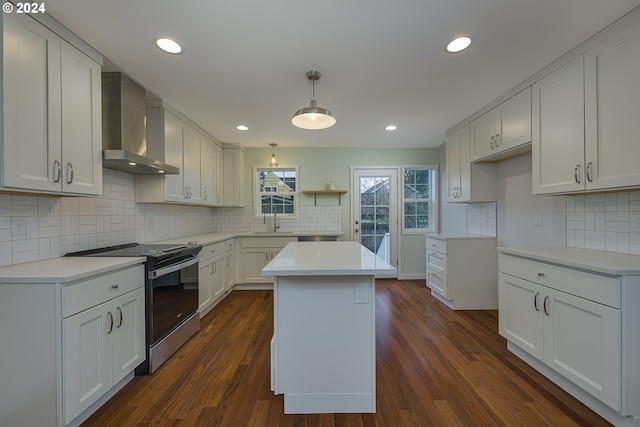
[302,190,348,205]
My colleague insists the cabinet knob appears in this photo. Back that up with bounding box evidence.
[111,283,119,289]
[537,272,544,277]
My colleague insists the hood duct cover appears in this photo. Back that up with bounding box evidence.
[101,72,179,174]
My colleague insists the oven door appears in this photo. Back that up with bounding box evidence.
[148,255,199,345]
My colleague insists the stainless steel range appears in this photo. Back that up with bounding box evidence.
[67,242,202,374]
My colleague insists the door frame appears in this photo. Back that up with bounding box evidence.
[349,167,399,278]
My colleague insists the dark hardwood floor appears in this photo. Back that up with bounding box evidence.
[82,279,611,426]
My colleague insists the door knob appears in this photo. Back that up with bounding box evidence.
[355,228,360,232]
[355,220,359,225]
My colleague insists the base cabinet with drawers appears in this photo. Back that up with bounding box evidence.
[426,235,497,309]
[198,239,234,317]
[0,262,145,427]
[498,248,640,425]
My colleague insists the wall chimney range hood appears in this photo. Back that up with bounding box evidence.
[102,72,179,175]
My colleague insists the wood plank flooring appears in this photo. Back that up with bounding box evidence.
[82,279,611,426]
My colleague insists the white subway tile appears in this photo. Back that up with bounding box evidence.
[606,232,617,252]
[605,193,617,212]
[0,195,11,216]
[617,233,630,254]
[594,212,606,231]
[606,212,629,222]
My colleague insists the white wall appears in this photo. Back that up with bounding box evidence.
[495,153,566,248]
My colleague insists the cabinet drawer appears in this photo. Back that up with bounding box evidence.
[426,237,447,254]
[201,241,226,260]
[62,265,145,318]
[241,237,296,248]
[427,250,447,275]
[427,270,447,297]
[225,239,234,252]
[499,254,620,308]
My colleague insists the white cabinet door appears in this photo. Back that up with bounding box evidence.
[224,251,235,290]
[62,301,113,425]
[2,12,62,193]
[200,137,216,205]
[241,248,271,284]
[445,128,462,202]
[223,147,246,207]
[211,255,226,299]
[532,56,585,194]
[543,287,621,411]
[584,21,640,191]
[111,287,145,385]
[60,40,102,196]
[183,128,202,204]
[162,111,187,202]
[498,273,544,360]
[471,110,497,161]
[213,143,224,205]
[198,261,213,314]
[499,87,531,153]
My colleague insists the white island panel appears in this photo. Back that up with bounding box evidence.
[265,242,395,414]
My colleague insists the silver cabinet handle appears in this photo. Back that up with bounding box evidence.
[116,306,123,328]
[217,193,221,203]
[185,186,188,198]
[66,162,74,184]
[489,136,495,149]
[586,161,593,182]
[53,160,62,183]
[534,292,540,311]
[495,133,501,147]
[203,190,208,200]
[543,296,550,316]
[107,311,114,334]
[574,164,581,184]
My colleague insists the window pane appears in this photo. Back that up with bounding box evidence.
[405,202,416,215]
[415,169,428,184]
[415,184,429,198]
[375,178,390,205]
[404,184,416,199]
[375,207,389,226]
[405,216,416,229]
[417,215,429,228]
[416,201,429,215]
[404,169,415,185]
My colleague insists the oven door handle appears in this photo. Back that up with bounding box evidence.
[149,256,199,280]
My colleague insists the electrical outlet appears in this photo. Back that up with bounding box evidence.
[355,282,369,304]
[13,218,24,235]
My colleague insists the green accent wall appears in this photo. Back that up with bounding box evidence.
[243,147,440,279]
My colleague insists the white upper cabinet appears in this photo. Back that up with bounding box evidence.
[223,146,246,207]
[2,11,102,196]
[533,17,640,194]
[471,88,531,162]
[532,56,585,194]
[136,103,224,206]
[584,20,640,191]
[446,124,495,203]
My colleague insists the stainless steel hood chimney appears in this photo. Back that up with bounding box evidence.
[102,72,179,174]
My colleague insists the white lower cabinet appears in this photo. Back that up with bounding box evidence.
[224,239,235,290]
[498,252,623,414]
[240,237,296,284]
[426,235,497,309]
[62,286,145,424]
[0,263,145,427]
[198,241,227,317]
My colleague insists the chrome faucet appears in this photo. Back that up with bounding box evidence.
[272,207,280,232]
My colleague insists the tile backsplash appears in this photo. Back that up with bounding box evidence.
[467,202,497,236]
[0,169,342,267]
[566,191,640,255]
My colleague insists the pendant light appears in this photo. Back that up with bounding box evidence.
[269,143,279,167]
[291,71,336,130]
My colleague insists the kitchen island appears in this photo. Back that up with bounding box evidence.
[263,241,396,414]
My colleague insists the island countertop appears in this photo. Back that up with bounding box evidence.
[262,241,396,276]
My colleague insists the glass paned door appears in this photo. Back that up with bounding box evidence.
[351,169,397,274]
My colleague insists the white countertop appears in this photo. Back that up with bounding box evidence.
[497,246,640,276]
[262,241,396,276]
[156,231,344,246]
[427,233,496,241]
[0,257,145,284]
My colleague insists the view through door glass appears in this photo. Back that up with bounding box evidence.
[352,169,397,266]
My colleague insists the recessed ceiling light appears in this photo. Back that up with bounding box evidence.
[236,125,249,131]
[385,125,397,131]
[155,37,183,54]
[446,36,473,53]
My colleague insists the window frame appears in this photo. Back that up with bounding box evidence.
[401,165,438,234]
[253,165,300,219]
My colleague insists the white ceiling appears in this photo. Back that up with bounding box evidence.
[44,0,640,149]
